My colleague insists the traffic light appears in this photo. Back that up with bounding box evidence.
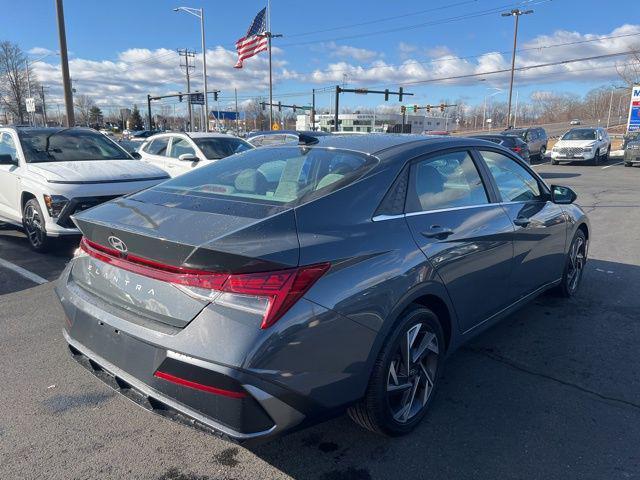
[278,101,282,112]
[384,89,389,101]
[178,92,183,102]
[440,103,445,112]
[213,91,218,101]
[261,102,265,111]
[400,105,406,114]
[413,105,418,113]
[398,87,404,102]
[426,105,431,113]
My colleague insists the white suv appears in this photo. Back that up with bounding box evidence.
[138,132,253,177]
[551,127,611,165]
[0,127,169,251]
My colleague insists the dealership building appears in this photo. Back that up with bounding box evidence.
[296,113,451,134]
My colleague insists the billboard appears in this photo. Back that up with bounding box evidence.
[627,85,640,132]
[210,111,239,120]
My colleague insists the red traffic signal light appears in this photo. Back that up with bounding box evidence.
[400,105,406,114]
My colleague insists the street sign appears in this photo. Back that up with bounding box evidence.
[354,88,368,95]
[25,97,36,113]
[189,93,205,105]
[272,123,280,131]
[627,84,640,132]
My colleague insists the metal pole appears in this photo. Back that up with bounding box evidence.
[482,96,487,131]
[312,88,316,131]
[55,0,74,126]
[268,35,274,129]
[606,87,614,129]
[147,95,152,130]
[199,9,209,132]
[41,86,48,125]
[506,13,519,128]
[334,85,340,132]
[513,90,519,128]
[235,88,239,134]
[25,61,33,126]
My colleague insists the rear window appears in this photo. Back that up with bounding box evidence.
[503,129,526,140]
[193,137,253,159]
[154,146,377,205]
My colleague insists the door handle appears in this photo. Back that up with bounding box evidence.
[513,217,530,227]
[421,225,454,239]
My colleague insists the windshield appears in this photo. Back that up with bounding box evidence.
[155,146,377,205]
[19,129,131,163]
[193,137,253,159]
[503,129,526,139]
[562,129,596,141]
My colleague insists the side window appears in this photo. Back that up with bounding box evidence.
[0,133,18,162]
[169,137,196,158]
[480,150,542,202]
[406,150,489,213]
[144,137,169,156]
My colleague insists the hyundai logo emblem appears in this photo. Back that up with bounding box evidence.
[107,236,128,254]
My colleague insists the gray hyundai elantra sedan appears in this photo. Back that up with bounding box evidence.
[55,134,589,442]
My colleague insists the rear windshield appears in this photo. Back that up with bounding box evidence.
[503,129,526,139]
[562,129,596,140]
[19,129,131,163]
[154,146,377,205]
[193,137,253,159]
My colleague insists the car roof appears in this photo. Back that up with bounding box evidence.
[146,132,239,139]
[3,126,97,134]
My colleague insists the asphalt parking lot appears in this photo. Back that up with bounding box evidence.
[1,155,639,480]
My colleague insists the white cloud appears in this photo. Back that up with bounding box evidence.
[305,24,640,88]
[28,47,57,56]
[325,42,380,62]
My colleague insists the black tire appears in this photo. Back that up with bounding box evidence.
[603,146,610,162]
[624,162,632,167]
[591,149,600,166]
[22,198,51,252]
[539,145,547,159]
[551,159,560,165]
[348,306,444,436]
[555,229,587,298]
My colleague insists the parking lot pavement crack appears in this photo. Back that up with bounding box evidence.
[463,346,640,412]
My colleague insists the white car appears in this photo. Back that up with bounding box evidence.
[138,132,253,177]
[550,127,611,165]
[0,126,169,251]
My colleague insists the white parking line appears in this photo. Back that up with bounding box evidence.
[0,257,48,285]
[602,161,623,170]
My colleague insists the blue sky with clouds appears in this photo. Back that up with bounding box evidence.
[4,0,639,112]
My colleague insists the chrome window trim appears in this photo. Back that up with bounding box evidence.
[372,202,501,222]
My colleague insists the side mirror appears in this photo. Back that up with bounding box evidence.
[0,154,16,165]
[551,185,577,204]
[178,153,199,162]
[130,151,141,159]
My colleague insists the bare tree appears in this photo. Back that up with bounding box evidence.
[616,46,640,88]
[0,41,29,124]
[74,94,95,126]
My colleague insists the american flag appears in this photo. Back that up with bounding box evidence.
[234,8,268,69]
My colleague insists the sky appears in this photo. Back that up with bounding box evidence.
[3,0,639,114]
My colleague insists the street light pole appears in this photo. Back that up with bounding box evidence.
[174,6,209,132]
[607,86,626,128]
[502,8,532,129]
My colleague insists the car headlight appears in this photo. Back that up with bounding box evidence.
[43,194,69,218]
[552,147,559,152]
[582,146,594,152]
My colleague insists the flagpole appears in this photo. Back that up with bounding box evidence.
[267,0,273,130]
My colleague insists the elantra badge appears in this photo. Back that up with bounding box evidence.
[108,236,128,254]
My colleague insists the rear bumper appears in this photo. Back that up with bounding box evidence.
[624,151,640,163]
[57,275,308,443]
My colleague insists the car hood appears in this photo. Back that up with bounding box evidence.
[26,160,169,184]
[555,140,596,148]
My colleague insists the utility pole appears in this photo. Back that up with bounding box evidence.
[178,49,195,130]
[25,60,33,126]
[312,88,316,131]
[334,85,340,132]
[55,0,74,126]
[235,88,239,134]
[40,86,48,126]
[502,8,532,129]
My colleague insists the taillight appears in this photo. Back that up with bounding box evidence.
[512,146,522,153]
[79,237,329,329]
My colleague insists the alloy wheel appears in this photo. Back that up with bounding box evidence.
[386,323,439,424]
[24,204,44,249]
[566,235,586,294]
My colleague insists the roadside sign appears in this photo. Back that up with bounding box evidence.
[272,123,280,131]
[627,84,640,132]
[25,97,36,113]
[189,93,204,105]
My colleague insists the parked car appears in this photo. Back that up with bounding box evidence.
[56,134,589,442]
[623,132,640,167]
[550,127,611,165]
[570,119,581,126]
[502,127,548,159]
[468,134,531,163]
[0,127,169,251]
[129,130,159,143]
[139,132,254,177]
[246,130,330,147]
